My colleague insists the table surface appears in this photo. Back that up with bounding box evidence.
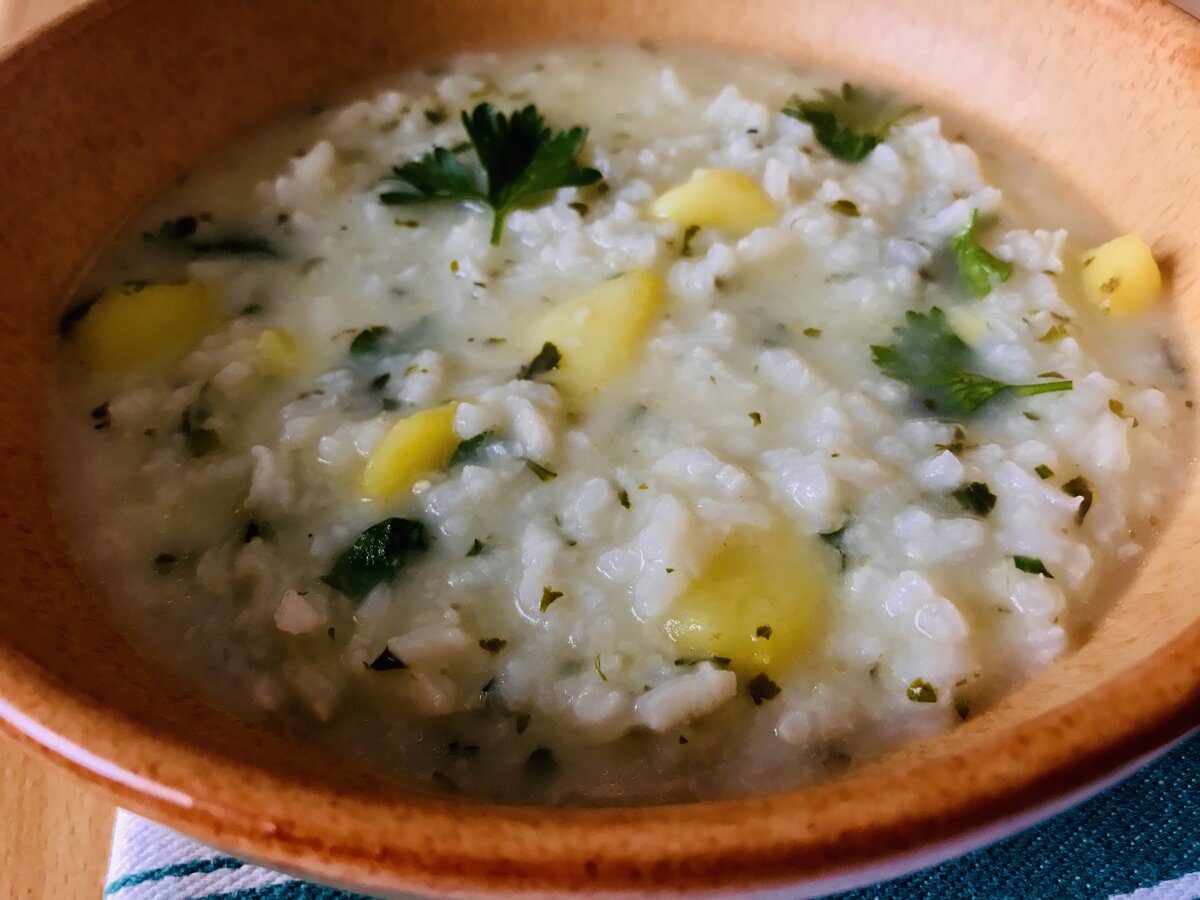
[3,0,1199,897]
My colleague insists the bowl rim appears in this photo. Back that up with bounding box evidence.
[2,0,1200,895]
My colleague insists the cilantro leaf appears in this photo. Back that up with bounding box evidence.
[951,209,1013,297]
[1014,555,1054,578]
[782,83,920,163]
[322,518,431,602]
[870,308,1073,417]
[952,481,997,517]
[518,341,561,380]
[381,103,602,245]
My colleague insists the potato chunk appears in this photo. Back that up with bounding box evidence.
[662,525,827,677]
[361,402,460,501]
[530,270,664,395]
[75,281,218,372]
[648,169,778,234]
[254,328,302,377]
[1081,234,1161,317]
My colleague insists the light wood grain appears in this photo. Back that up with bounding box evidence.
[0,4,114,899]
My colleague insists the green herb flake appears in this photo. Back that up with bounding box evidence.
[514,712,532,734]
[423,106,448,124]
[680,224,701,258]
[365,647,407,671]
[1014,555,1054,578]
[871,308,1072,417]
[907,678,938,703]
[524,747,558,778]
[803,327,823,338]
[782,84,920,163]
[568,201,589,217]
[1038,324,1069,343]
[950,209,1014,298]
[381,103,602,244]
[146,215,280,258]
[749,411,763,426]
[1109,398,1139,426]
[1024,411,1041,421]
[322,517,431,602]
[819,525,849,571]
[478,637,507,654]
[466,538,486,557]
[1035,464,1054,480]
[747,673,782,706]
[450,431,494,466]
[1063,475,1094,525]
[594,655,609,681]
[349,326,390,356]
[935,424,968,455]
[829,198,860,217]
[951,481,997,517]
[540,586,563,612]
[518,341,561,380]
[180,396,219,458]
[755,624,773,640]
[618,488,631,509]
[526,460,558,482]
[152,552,178,574]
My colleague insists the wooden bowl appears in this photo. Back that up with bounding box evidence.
[1,0,1198,895]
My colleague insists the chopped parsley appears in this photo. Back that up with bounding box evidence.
[450,431,494,466]
[935,424,968,454]
[803,327,823,338]
[526,460,558,482]
[91,401,112,431]
[322,517,431,602]
[380,103,602,244]
[524,747,558,778]
[152,552,179,574]
[515,712,532,734]
[1063,476,1094,525]
[906,679,938,703]
[518,341,561,380]
[540,586,563,612]
[782,84,920,163]
[951,481,997,517]
[594,655,609,681]
[144,215,280,258]
[1038,324,1069,343]
[349,326,389,356]
[466,538,486,557]
[755,625,773,640]
[1014,555,1054,578]
[1035,464,1054,480]
[478,637,507,654]
[680,224,701,257]
[674,656,732,668]
[819,525,849,570]
[829,199,860,217]
[748,411,763,427]
[180,395,219,457]
[870,308,1073,417]
[950,209,1013,298]
[618,488,631,509]
[365,647,407,671]
[747,673,782,705]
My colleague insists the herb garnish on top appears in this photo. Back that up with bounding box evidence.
[782,84,920,163]
[381,103,602,245]
[871,308,1073,417]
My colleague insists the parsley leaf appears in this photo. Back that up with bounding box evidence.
[450,431,495,466]
[1014,555,1054,578]
[322,518,431,602]
[950,209,1013,297]
[782,84,920,163]
[381,103,602,245]
[747,673,782,705]
[952,481,997,517]
[1063,476,1094,525]
[870,308,1073,417]
[518,341,561,380]
[145,215,280,258]
[906,679,938,703]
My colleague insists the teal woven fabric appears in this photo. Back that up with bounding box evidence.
[105,735,1200,899]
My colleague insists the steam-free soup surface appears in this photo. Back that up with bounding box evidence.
[51,44,1189,804]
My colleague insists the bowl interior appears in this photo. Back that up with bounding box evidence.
[0,0,1198,894]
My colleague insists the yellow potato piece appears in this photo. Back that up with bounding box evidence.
[648,169,778,234]
[530,270,664,395]
[75,281,218,372]
[1081,234,1161,317]
[662,525,827,677]
[946,307,986,346]
[254,328,302,377]
[361,402,460,501]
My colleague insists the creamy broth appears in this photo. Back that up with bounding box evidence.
[49,44,1190,804]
